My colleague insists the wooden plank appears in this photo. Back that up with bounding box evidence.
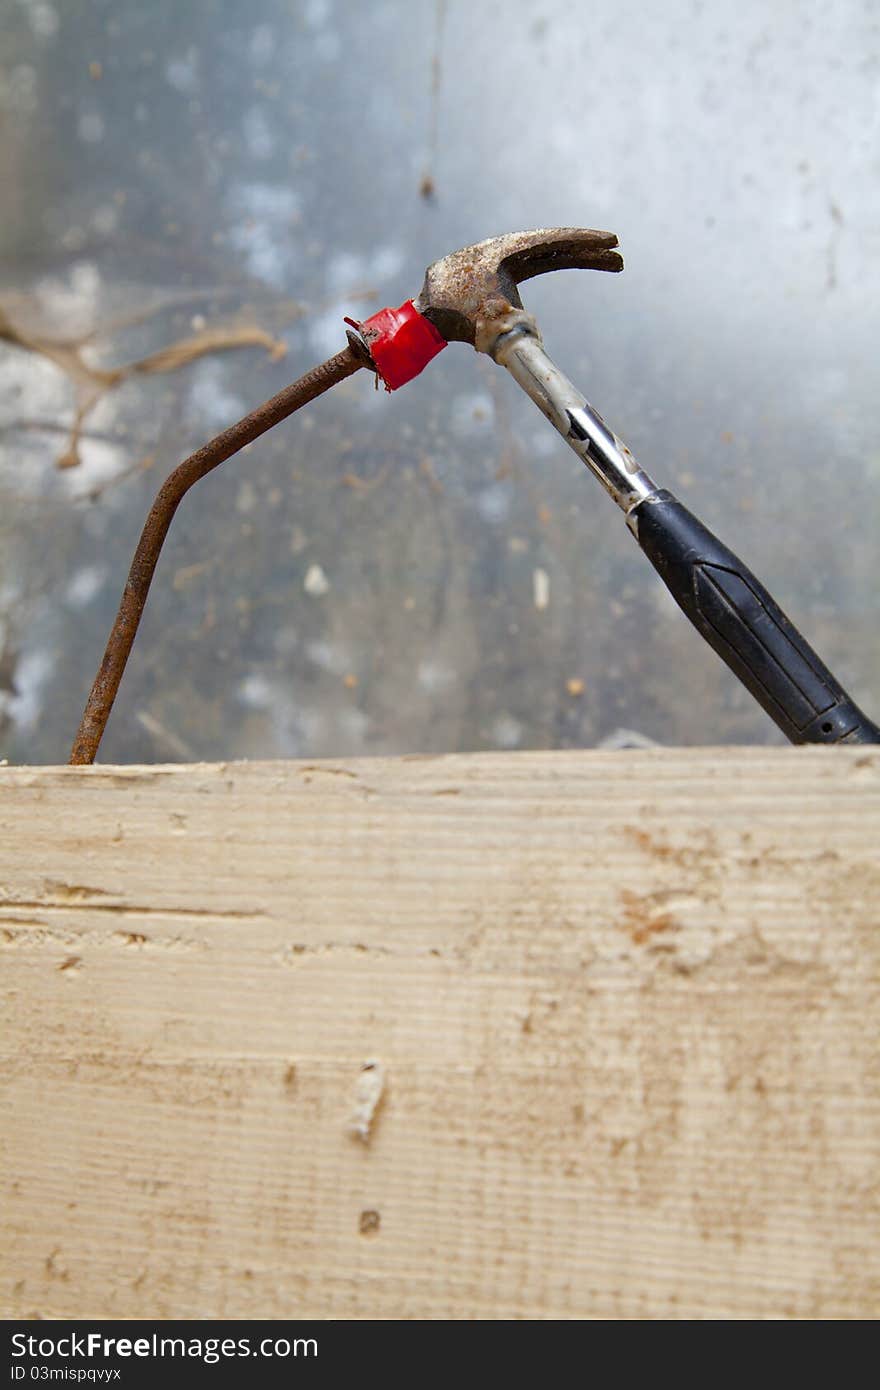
[1,749,878,1320]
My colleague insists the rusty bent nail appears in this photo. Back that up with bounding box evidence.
[69,342,370,765]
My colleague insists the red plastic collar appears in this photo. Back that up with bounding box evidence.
[345,300,447,390]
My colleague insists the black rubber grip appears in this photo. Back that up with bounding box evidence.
[630,490,880,744]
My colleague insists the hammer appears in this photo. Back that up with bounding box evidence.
[347,227,879,746]
[70,228,879,761]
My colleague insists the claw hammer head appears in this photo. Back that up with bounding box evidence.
[416,227,622,349]
[347,228,622,389]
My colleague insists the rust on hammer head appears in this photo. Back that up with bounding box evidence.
[414,227,622,347]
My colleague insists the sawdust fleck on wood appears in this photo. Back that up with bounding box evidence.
[348,1059,386,1143]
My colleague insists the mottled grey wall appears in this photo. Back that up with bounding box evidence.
[1,0,877,761]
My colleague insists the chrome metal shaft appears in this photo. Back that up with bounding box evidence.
[492,326,657,514]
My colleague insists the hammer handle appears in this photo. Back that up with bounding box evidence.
[629,489,880,744]
[492,327,878,744]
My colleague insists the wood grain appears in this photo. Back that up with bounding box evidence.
[1,749,878,1319]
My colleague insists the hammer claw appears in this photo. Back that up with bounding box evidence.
[415,226,622,346]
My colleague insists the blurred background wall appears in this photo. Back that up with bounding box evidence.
[1,0,877,762]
